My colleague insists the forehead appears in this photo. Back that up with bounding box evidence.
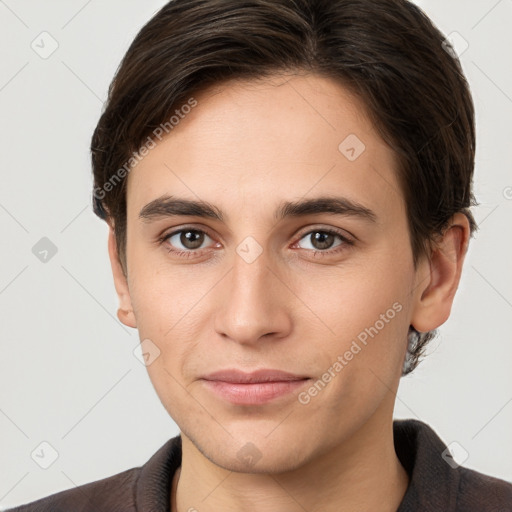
[126,73,404,224]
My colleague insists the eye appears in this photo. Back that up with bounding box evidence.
[296,228,352,253]
[161,228,215,254]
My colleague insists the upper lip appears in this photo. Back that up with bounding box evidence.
[202,369,309,384]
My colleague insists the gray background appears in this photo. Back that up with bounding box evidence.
[0,0,511,508]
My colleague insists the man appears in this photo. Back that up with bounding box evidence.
[8,0,512,510]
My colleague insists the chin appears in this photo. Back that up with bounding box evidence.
[184,420,315,474]
[210,443,309,475]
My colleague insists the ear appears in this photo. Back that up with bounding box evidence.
[107,224,137,329]
[411,213,471,333]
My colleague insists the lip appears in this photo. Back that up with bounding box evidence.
[203,369,309,384]
[200,369,310,405]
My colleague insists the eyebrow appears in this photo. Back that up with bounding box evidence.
[139,195,377,223]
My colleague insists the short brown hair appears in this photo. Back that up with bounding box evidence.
[91,0,477,374]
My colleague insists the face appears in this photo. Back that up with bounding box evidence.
[115,73,428,472]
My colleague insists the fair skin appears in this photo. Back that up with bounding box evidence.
[107,73,469,512]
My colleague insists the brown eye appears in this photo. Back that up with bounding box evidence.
[165,229,212,251]
[297,230,346,251]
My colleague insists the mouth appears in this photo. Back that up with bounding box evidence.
[200,369,311,405]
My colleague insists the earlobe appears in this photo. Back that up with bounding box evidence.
[107,224,137,329]
[411,213,470,333]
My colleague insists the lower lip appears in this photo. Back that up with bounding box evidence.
[201,379,310,405]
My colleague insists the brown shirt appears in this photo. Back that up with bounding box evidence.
[6,419,512,511]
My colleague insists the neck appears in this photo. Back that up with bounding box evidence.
[171,411,409,512]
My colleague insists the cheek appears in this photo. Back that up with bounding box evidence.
[291,259,413,380]
[128,268,204,415]
[293,271,411,428]
[296,260,409,332]
[127,240,200,334]
[126,257,211,378]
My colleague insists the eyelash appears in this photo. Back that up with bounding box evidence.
[157,226,354,260]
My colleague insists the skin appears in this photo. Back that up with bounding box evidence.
[107,73,470,512]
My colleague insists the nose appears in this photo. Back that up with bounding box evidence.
[213,245,293,346]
